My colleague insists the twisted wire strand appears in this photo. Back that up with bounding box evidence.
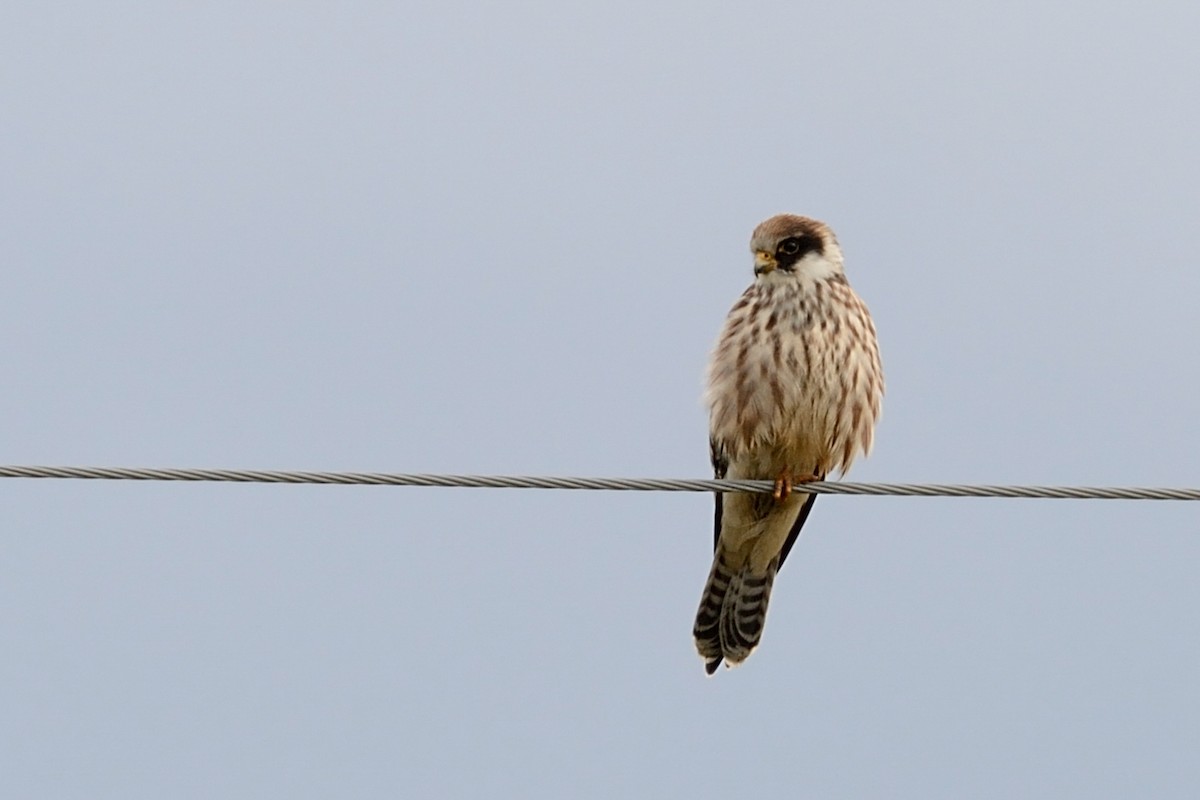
[0,465,1198,501]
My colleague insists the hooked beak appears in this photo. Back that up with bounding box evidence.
[754,250,777,276]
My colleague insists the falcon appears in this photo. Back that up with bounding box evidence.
[694,214,883,674]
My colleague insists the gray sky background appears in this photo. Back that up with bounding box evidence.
[4,2,1200,797]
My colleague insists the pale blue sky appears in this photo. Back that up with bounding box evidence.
[3,2,1200,797]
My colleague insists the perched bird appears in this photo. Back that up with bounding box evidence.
[694,214,883,674]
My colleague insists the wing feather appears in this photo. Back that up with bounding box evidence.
[709,437,728,552]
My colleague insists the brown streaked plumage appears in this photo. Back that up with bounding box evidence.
[694,214,883,674]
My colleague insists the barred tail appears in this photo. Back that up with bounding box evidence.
[693,554,734,674]
[693,553,778,674]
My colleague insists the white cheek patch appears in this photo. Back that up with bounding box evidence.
[796,253,841,282]
[758,253,841,287]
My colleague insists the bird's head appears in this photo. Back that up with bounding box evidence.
[750,214,844,282]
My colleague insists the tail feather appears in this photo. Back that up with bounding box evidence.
[718,562,777,666]
[693,555,732,674]
[693,554,778,673]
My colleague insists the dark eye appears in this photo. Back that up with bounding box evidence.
[778,238,802,256]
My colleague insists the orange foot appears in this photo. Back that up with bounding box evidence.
[773,469,793,503]
[773,469,822,504]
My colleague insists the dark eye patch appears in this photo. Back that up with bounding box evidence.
[775,235,822,270]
